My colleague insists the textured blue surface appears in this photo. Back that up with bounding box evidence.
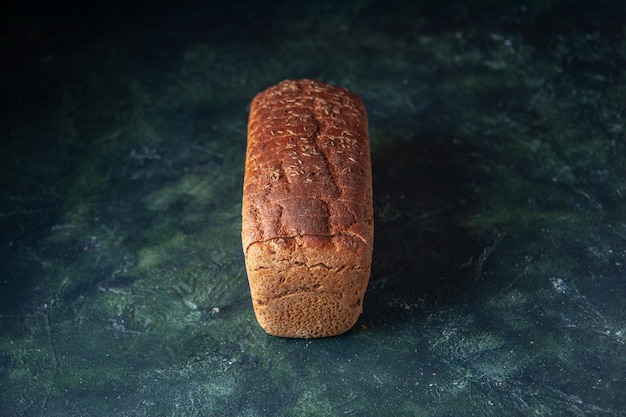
[1,1,625,415]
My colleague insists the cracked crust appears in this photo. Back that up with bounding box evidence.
[242,79,373,338]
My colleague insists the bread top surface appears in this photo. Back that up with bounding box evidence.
[242,79,372,253]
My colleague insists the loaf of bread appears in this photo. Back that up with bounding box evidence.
[242,79,373,338]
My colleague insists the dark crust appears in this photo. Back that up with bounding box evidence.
[241,79,373,338]
[242,79,373,251]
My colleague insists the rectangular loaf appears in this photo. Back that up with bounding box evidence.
[242,79,373,338]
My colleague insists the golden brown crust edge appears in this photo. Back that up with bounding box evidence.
[242,79,373,338]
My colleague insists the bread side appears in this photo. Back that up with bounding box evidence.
[242,79,373,338]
